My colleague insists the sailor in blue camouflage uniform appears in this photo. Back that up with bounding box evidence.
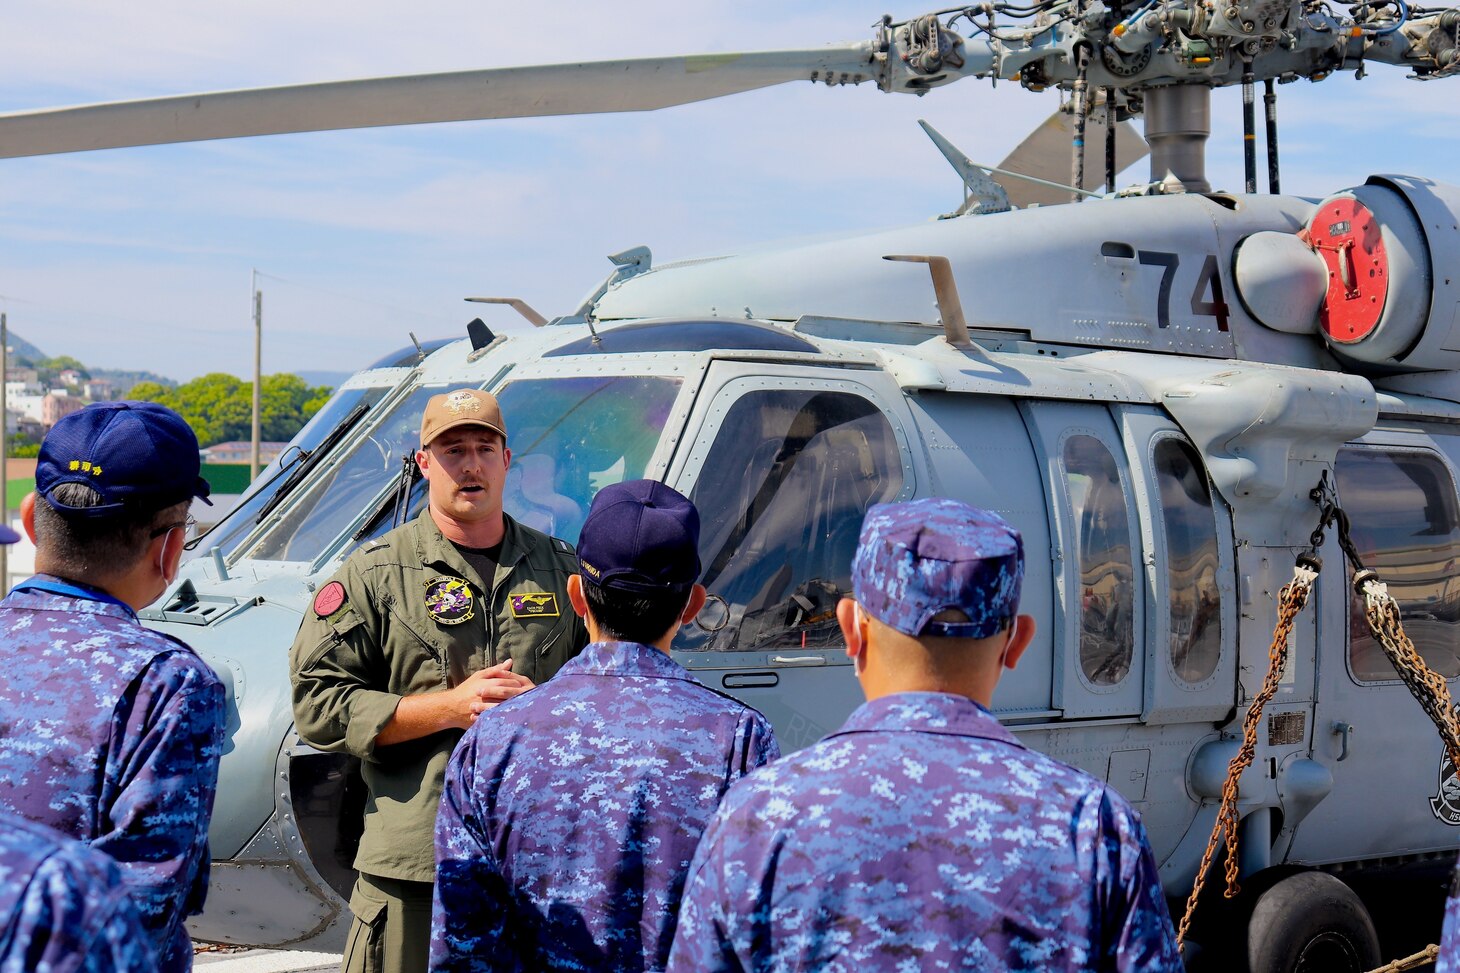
[668,498,1181,972]
[0,811,156,972]
[1439,863,1460,973]
[432,479,780,973]
[0,402,226,973]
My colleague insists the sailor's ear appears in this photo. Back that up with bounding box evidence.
[1002,615,1037,672]
[20,492,36,544]
[567,574,589,619]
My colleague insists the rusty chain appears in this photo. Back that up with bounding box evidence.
[1175,554,1319,949]
[1314,465,1460,775]
[1364,944,1441,973]
[1360,573,1460,778]
[1178,470,1460,965]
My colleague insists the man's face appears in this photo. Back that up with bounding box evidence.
[416,427,511,527]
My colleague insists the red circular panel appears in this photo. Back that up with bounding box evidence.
[313,581,346,617]
[1310,197,1388,344]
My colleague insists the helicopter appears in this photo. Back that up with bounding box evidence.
[4,3,1460,971]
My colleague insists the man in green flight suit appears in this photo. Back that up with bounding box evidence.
[290,387,588,973]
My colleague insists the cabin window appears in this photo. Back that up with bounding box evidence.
[681,389,904,652]
[1155,439,1222,684]
[1338,448,1460,682]
[1065,434,1136,686]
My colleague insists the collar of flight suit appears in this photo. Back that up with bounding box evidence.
[828,691,1025,749]
[407,508,538,594]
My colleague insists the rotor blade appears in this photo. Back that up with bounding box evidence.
[994,105,1149,207]
[0,47,874,160]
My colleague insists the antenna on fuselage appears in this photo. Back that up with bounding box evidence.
[882,254,975,350]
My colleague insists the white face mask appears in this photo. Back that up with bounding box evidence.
[156,527,181,586]
[998,621,1018,667]
[852,604,868,677]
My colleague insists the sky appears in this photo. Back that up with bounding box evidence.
[0,1,1456,383]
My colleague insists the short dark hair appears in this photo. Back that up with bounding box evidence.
[33,484,187,580]
[581,580,689,645]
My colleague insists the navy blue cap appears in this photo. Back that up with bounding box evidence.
[576,479,700,594]
[0,525,18,545]
[37,401,212,518]
[853,499,1024,639]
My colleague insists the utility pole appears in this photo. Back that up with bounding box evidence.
[251,271,262,482]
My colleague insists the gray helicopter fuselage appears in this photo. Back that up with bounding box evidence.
[156,178,1460,948]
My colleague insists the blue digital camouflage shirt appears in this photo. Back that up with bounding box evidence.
[0,578,226,973]
[431,640,780,973]
[667,691,1181,973]
[0,812,156,973]
[1439,863,1460,973]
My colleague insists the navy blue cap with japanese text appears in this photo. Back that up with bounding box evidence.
[36,401,212,517]
[576,479,700,594]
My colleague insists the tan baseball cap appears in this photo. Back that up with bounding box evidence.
[420,388,507,447]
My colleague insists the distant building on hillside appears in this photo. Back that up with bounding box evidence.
[57,369,84,387]
[4,379,40,398]
[7,389,47,426]
[201,441,289,464]
[41,392,84,427]
[5,368,38,386]
[82,378,113,401]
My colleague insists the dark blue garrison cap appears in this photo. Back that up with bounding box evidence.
[852,498,1024,639]
[37,401,212,517]
[577,479,700,594]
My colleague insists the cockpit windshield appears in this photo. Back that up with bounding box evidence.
[244,383,449,564]
[194,383,397,563]
[350,375,682,551]
[497,375,681,543]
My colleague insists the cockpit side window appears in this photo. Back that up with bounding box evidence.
[680,389,904,652]
[1064,434,1136,687]
[193,384,393,564]
[1154,439,1222,684]
[1337,447,1460,682]
[245,383,448,563]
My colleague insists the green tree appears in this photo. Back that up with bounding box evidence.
[127,380,172,402]
[35,355,90,384]
[129,373,331,448]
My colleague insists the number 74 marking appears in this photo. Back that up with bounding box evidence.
[1137,251,1230,332]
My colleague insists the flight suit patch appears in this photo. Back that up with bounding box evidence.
[313,581,346,618]
[424,576,475,626]
[510,592,560,618]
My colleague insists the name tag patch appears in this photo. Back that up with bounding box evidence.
[511,592,560,619]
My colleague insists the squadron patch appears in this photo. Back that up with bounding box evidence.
[1430,755,1460,826]
[511,592,560,618]
[313,581,346,618]
[424,576,476,625]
